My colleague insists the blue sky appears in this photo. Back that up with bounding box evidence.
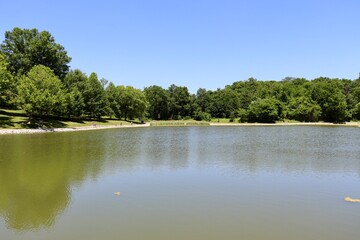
[1,0,360,93]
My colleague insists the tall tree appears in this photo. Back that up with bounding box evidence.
[117,86,148,120]
[83,73,106,119]
[211,87,240,118]
[194,88,214,114]
[144,85,169,120]
[0,53,15,107]
[231,78,260,109]
[16,65,66,118]
[105,82,120,119]
[0,28,71,79]
[167,84,191,119]
[63,69,88,118]
[311,79,348,122]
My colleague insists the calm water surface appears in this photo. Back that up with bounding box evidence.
[0,126,360,240]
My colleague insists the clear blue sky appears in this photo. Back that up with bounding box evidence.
[1,0,360,93]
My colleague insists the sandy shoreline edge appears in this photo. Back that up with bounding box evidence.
[0,121,359,135]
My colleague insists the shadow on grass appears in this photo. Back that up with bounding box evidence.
[0,108,132,129]
[82,117,108,123]
[0,116,15,128]
[22,118,67,129]
[0,109,25,117]
[125,120,145,124]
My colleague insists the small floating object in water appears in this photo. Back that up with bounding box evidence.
[344,197,360,203]
[114,192,121,196]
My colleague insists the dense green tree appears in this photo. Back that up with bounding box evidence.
[144,85,169,120]
[0,28,71,79]
[16,65,66,118]
[83,73,106,119]
[117,86,148,120]
[287,96,321,122]
[193,88,214,115]
[247,98,282,123]
[193,107,212,121]
[280,78,311,100]
[105,82,120,119]
[237,108,247,122]
[167,84,191,119]
[351,102,360,120]
[311,79,348,122]
[63,69,88,118]
[210,87,240,118]
[348,81,360,118]
[0,53,15,107]
[231,78,260,109]
[130,88,148,120]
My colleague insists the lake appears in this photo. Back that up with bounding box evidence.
[0,126,360,240]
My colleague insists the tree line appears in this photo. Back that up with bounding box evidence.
[1,28,360,123]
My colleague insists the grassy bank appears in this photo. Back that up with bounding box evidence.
[1,109,359,130]
[0,109,134,129]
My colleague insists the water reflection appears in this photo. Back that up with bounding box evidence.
[0,132,106,231]
[0,126,360,233]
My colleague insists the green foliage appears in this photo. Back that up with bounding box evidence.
[193,108,212,121]
[117,86,148,120]
[210,87,241,118]
[311,80,348,122]
[105,82,120,119]
[0,53,16,107]
[351,102,360,120]
[193,88,213,114]
[144,85,169,120]
[2,28,360,124]
[16,65,66,117]
[0,28,71,79]
[167,84,191,119]
[63,69,87,118]
[287,96,321,122]
[83,73,106,119]
[237,108,247,123]
[247,98,282,123]
[231,78,259,109]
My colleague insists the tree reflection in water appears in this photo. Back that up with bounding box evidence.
[0,132,106,231]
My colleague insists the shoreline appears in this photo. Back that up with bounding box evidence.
[0,121,359,135]
[209,122,360,127]
[0,123,150,135]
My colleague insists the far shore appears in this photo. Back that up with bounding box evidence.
[209,122,360,127]
[0,121,359,135]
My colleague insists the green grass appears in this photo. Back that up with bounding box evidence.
[210,118,238,123]
[5,109,355,129]
[0,109,135,129]
[61,119,132,128]
[0,109,29,128]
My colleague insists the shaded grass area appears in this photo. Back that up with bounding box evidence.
[0,109,29,128]
[0,109,133,129]
[210,118,234,123]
